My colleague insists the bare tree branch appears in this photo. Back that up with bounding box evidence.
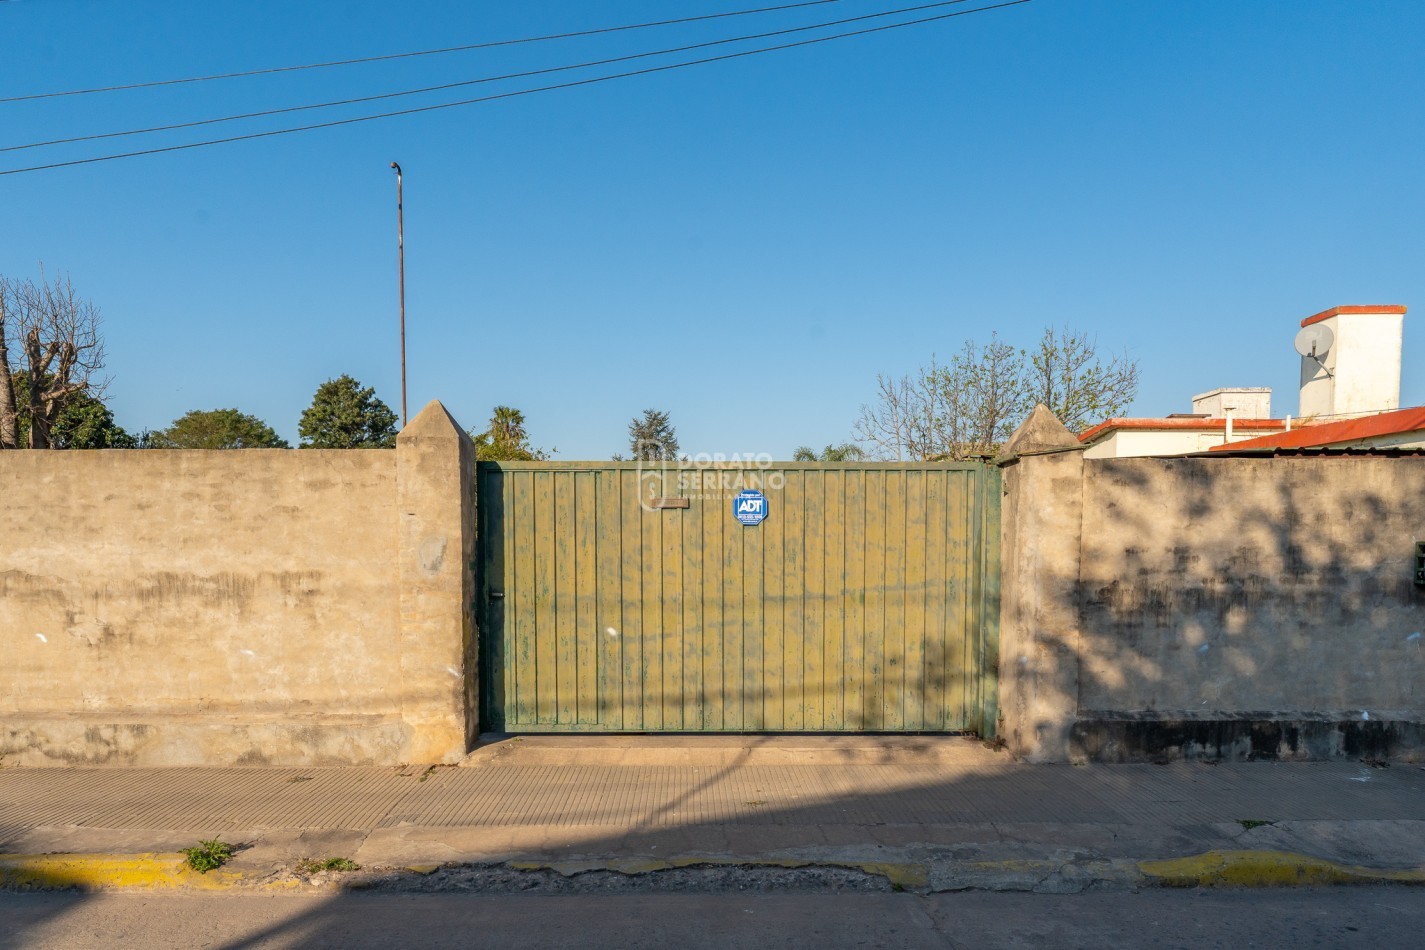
[0,279,19,449]
[854,326,1138,460]
[6,268,108,449]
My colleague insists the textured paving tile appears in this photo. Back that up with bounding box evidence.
[2,758,1422,847]
[0,767,426,836]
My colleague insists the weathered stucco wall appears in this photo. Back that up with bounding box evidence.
[997,449,1084,763]
[1076,456,1425,760]
[1,400,476,767]
[1000,447,1425,762]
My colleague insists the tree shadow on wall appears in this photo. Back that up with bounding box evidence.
[1059,455,1425,762]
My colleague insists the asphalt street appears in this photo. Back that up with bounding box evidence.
[3,886,1421,949]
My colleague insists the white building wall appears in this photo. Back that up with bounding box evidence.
[1299,310,1404,418]
[1192,388,1272,418]
[1082,427,1285,459]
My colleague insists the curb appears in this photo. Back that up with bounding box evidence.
[1139,850,1425,888]
[3,850,1422,893]
[0,853,262,891]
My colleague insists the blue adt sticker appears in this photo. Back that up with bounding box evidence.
[734,489,768,526]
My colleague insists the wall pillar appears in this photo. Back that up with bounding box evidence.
[997,407,1086,762]
[396,400,478,762]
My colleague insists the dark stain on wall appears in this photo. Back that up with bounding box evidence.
[1071,716,1425,763]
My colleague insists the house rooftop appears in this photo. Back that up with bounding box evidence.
[1300,304,1406,328]
[1205,405,1425,452]
[1079,416,1285,445]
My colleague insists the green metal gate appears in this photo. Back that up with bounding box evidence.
[477,462,1000,734]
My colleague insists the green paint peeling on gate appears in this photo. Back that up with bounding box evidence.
[477,462,1000,735]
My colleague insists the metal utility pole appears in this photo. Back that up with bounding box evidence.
[391,161,408,427]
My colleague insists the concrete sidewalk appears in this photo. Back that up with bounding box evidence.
[2,736,1423,893]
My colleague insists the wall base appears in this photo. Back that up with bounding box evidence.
[1,716,420,767]
[1071,717,1425,763]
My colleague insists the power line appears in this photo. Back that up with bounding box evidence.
[0,1,1032,177]
[0,0,844,104]
[3,0,979,155]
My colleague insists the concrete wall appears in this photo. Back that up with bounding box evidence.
[1000,451,1425,762]
[1,400,476,767]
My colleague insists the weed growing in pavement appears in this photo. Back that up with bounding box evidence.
[1237,820,1273,831]
[296,857,361,874]
[182,839,234,873]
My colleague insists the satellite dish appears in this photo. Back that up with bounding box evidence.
[1294,324,1334,361]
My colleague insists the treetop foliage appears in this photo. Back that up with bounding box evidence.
[626,408,679,461]
[298,375,398,448]
[792,442,864,462]
[150,408,289,449]
[9,371,136,449]
[471,405,550,461]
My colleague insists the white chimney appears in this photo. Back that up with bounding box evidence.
[1298,305,1406,418]
[1192,387,1271,419]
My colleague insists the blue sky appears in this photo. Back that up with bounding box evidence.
[3,0,1422,456]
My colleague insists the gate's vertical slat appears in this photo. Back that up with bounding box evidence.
[511,471,537,727]
[781,470,806,730]
[478,469,505,730]
[554,472,577,725]
[967,466,985,735]
[802,469,826,730]
[722,483,745,730]
[596,469,622,729]
[904,469,928,731]
[741,493,766,731]
[618,469,644,730]
[923,470,950,730]
[862,471,886,730]
[533,471,559,723]
[843,469,867,730]
[702,481,725,730]
[640,492,664,729]
[822,468,846,731]
[882,469,907,731]
[949,471,972,729]
[682,492,703,732]
[661,504,684,730]
[574,472,598,724]
[762,472,786,731]
[977,466,1003,736]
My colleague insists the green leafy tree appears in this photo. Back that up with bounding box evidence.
[792,442,864,462]
[627,408,679,461]
[298,375,398,448]
[151,409,289,449]
[10,370,135,448]
[471,405,549,461]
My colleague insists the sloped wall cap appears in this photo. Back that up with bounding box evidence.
[397,400,473,445]
[1000,404,1082,459]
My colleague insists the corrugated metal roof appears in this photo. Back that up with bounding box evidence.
[1182,445,1425,458]
[1206,405,1425,452]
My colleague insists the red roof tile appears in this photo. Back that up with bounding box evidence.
[1206,406,1425,451]
[1300,305,1406,328]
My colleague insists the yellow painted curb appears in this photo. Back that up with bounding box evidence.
[0,853,252,891]
[1140,850,1425,888]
